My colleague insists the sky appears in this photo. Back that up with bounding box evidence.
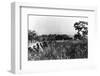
[29,15,88,36]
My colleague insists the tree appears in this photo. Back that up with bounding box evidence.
[28,30,37,42]
[74,21,88,40]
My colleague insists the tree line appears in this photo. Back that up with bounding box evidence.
[28,31,73,42]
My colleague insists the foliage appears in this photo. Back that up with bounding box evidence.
[74,21,88,40]
[28,30,73,42]
[28,40,88,60]
[28,30,37,42]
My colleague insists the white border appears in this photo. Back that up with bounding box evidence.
[11,2,96,74]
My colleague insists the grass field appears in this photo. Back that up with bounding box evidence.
[28,40,88,60]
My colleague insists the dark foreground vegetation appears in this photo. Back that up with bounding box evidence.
[28,40,88,60]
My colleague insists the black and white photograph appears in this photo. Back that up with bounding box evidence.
[10,2,97,74]
[28,15,88,61]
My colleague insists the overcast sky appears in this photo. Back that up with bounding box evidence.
[29,15,88,36]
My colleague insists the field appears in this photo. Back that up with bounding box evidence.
[28,40,88,60]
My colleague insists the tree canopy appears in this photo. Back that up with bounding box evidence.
[74,21,88,40]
